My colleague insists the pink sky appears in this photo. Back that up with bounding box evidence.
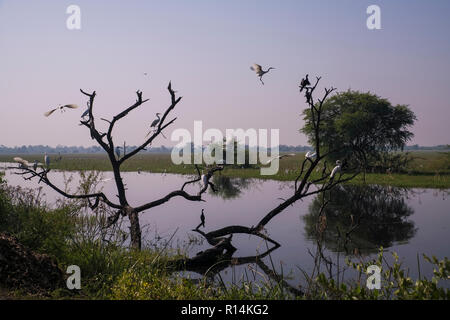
[0,0,449,148]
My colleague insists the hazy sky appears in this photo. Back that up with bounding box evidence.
[1,0,449,148]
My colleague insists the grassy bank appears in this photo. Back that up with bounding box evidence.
[1,151,449,188]
[0,174,449,300]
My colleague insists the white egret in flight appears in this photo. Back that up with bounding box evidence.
[250,64,275,85]
[44,104,79,117]
[265,153,296,165]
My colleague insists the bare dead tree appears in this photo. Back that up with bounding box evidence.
[11,83,224,250]
[190,76,361,243]
[11,75,361,258]
[163,76,363,294]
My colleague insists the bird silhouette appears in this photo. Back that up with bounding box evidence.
[250,64,275,85]
[200,209,205,228]
[44,104,79,117]
[146,113,161,137]
[300,74,311,92]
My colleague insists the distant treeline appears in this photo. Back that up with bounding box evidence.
[0,144,447,154]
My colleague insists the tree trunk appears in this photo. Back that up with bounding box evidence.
[128,210,142,250]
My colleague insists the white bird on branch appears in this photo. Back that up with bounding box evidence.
[250,64,275,85]
[265,153,296,165]
[330,160,342,181]
[305,151,316,160]
[44,104,79,117]
[146,113,161,137]
[13,157,30,169]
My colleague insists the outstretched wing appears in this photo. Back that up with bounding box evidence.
[44,108,57,117]
[251,64,262,73]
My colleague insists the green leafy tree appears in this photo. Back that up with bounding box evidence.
[301,90,416,167]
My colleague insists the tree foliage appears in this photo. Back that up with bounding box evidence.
[301,90,416,166]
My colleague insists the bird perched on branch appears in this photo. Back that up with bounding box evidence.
[146,113,161,137]
[305,151,316,161]
[44,104,79,117]
[330,160,342,181]
[299,74,310,92]
[265,153,296,164]
[13,157,30,169]
[250,64,275,85]
[200,209,205,228]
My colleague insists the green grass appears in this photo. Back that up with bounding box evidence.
[1,151,449,188]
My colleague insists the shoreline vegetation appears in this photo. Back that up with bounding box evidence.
[1,151,449,189]
[0,172,449,300]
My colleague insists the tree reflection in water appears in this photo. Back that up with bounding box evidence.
[303,185,417,255]
[207,175,256,200]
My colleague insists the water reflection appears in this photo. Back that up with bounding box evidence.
[1,165,449,290]
[207,175,256,199]
[303,185,417,255]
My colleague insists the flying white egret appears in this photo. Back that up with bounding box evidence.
[305,151,316,160]
[250,64,275,85]
[265,153,296,165]
[299,74,311,92]
[146,113,162,137]
[44,153,50,168]
[44,104,79,117]
[330,160,342,180]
